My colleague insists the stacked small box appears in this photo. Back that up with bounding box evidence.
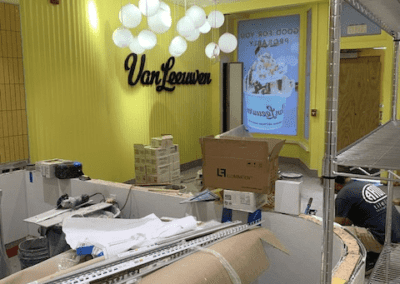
[36,158,72,178]
[134,144,147,184]
[134,135,181,185]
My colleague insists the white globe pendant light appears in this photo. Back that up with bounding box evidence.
[129,36,146,54]
[169,36,187,57]
[138,29,157,50]
[112,27,134,48]
[207,10,224,28]
[218,32,237,53]
[185,28,200,42]
[198,20,211,34]
[205,42,220,59]
[148,8,172,34]
[185,5,206,28]
[159,1,171,13]
[119,3,142,28]
[176,16,196,38]
[138,0,160,17]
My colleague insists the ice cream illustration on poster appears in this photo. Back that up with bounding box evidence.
[238,15,299,135]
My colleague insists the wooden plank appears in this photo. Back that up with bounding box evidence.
[14,83,20,110]
[2,56,9,84]
[13,57,19,83]
[0,138,4,163]
[10,31,17,58]
[19,85,25,110]
[3,135,10,162]
[0,58,4,84]
[0,111,3,138]
[16,109,22,135]
[12,110,18,136]
[19,134,25,159]
[4,84,10,110]
[8,136,15,161]
[4,4,11,31]
[22,108,27,135]
[9,4,16,32]
[0,84,5,111]
[0,31,6,58]
[14,6,20,32]
[10,84,15,110]
[7,57,14,84]
[14,135,20,160]
[0,3,5,31]
[6,31,12,58]
[338,56,381,151]
[1,112,7,138]
[23,134,28,158]
[18,58,23,83]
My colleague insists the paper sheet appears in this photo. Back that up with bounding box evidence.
[62,214,197,258]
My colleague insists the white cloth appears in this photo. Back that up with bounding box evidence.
[62,214,197,258]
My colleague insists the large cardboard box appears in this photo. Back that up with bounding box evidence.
[201,136,285,194]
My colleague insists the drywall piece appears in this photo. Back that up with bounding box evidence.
[0,170,28,244]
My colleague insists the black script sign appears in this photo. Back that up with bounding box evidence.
[124,53,212,92]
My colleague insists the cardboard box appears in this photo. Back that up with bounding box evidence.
[134,144,146,156]
[168,144,179,154]
[170,152,180,163]
[223,190,268,213]
[151,135,173,148]
[200,136,285,194]
[170,169,180,181]
[146,156,170,166]
[146,164,170,175]
[147,173,170,184]
[145,146,168,158]
[135,174,147,184]
[135,157,146,165]
[172,161,180,170]
[135,165,146,173]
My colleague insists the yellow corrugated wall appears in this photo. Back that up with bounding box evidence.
[19,0,216,182]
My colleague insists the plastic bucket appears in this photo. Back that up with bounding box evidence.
[18,237,49,269]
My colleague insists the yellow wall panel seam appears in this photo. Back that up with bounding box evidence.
[4,4,11,31]
[0,3,5,31]
[0,138,4,163]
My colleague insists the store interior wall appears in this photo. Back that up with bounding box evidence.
[18,0,216,183]
[5,0,398,183]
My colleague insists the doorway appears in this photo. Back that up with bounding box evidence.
[337,51,381,152]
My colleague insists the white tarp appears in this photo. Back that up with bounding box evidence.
[62,214,197,258]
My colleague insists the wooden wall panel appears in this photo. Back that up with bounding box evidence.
[0,2,28,165]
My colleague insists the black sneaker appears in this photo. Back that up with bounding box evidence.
[365,252,380,276]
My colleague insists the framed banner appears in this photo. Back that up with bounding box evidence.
[238,15,300,135]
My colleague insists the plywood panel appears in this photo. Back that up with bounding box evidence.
[338,56,381,151]
[0,3,28,164]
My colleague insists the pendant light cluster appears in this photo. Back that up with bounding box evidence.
[112,0,238,58]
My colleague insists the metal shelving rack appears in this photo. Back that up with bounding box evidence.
[322,0,400,283]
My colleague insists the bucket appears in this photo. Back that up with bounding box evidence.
[18,237,49,269]
[280,172,303,182]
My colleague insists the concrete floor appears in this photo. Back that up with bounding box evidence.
[6,159,399,282]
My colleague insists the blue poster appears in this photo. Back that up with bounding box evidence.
[238,15,300,135]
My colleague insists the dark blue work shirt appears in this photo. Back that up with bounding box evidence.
[335,180,400,244]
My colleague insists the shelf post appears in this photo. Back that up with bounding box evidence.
[321,0,342,283]
[392,39,400,121]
